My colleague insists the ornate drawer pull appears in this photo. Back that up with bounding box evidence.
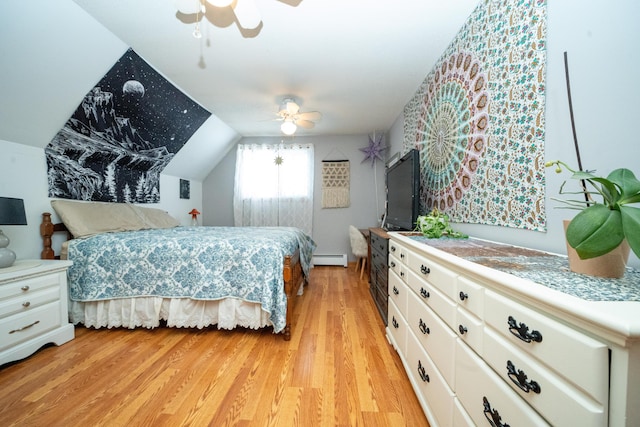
[458,325,468,335]
[9,320,40,334]
[393,286,399,295]
[392,316,399,329]
[420,287,430,299]
[420,265,430,275]
[507,360,541,394]
[418,360,430,383]
[21,285,30,291]
[483,397,510,427]
[419,318,430,335]
[507,316,543,343]
[22,301,31,308]
[459,291,468,301]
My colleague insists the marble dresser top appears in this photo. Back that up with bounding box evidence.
[404,235,640,302]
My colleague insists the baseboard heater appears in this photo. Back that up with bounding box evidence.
[312,253,348,267]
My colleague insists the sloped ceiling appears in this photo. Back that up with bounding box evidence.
[0,0,478,180]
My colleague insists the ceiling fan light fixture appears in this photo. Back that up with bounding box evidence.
[281,120,297,135]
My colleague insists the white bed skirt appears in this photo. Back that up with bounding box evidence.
[69,297,273,331]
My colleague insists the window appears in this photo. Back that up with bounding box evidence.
[233,143,314,235]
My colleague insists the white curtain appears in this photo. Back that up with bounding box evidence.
[233,143,314,236]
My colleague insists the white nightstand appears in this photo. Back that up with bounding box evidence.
[0,259,74,366]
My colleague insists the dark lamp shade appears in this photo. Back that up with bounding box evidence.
[0,197,27,225]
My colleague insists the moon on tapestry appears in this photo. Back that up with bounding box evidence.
[417,51,488,212]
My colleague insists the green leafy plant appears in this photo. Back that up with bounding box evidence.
[545,160,640,260]
[415,208,468,239]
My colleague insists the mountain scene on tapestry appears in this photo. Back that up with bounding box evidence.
[46,48,211,203]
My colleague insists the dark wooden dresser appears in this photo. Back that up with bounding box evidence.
[368,227,390,325]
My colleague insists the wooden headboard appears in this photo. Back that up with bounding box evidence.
[40,212,72,260]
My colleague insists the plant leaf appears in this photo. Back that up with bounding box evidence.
[621,206,640,259]
[609,168,640,204]
[566,205,624,259]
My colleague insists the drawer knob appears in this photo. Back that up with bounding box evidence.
[390,261,396,268]
[393,286,399,295]
[21,285,30,291]
[390,245,396,252]
[507,316,543,343]
[22,301,31,308]
[459,291,468,301]
[420,287,430,299]
[482,397,509,427]
[420,265,430,275]
[392,316,399,329]
[418,360,430,383]
[458,324,468,335]
[400,253,405,259]
[400,271,405,278]
[419,318,430,335]
[507,360,541,394]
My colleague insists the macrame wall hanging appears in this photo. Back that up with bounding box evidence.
[322,159,350,209]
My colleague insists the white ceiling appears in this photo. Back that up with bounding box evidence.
[72,0,479,137]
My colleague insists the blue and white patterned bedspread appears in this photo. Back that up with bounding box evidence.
[66,226,316,332]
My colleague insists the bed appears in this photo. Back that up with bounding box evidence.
[40,200,316,341]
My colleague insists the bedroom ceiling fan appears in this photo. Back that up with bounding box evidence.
[277,98,322,135]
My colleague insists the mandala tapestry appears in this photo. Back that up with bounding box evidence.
[322,160,350,208]
[403,0,547,231]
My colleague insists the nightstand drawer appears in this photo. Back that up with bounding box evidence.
[0,273,59,300]
[0,286,59,318]
[0,301,62,351]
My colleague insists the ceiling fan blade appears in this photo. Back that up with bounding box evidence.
[286,101,300,115]
[233,0,261,30]
[295,111,322,121]
[297,120,315,129]
[175,0,201,14]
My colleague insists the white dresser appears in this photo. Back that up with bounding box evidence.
[0,260,74,366]
[386,233,640,427]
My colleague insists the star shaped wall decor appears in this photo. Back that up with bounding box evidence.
[360,133,387,167]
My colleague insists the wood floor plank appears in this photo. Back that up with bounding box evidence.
[0,265,429,426]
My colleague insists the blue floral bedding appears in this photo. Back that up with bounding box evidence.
[66,226,316,332]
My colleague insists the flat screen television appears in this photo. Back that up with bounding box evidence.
[384,149,420,231]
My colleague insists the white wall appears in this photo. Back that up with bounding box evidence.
[388,0,640,268]
[203,135,387,261]
[0,139,202,260]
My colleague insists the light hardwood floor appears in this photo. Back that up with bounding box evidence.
[0,265,428,427]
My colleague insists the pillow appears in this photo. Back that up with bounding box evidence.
[50,200,147,238]
[132,205,180,229]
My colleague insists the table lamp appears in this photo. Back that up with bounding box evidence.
[0,197,27,268]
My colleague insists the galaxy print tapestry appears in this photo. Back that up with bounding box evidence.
[403,0,548,232]
[46,48,211,203]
